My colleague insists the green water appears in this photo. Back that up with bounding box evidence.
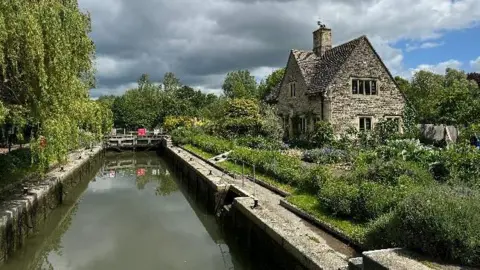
[1,152,257,270]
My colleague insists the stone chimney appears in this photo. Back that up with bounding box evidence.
[313,23,332,57]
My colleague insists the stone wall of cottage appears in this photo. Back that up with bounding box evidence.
[326,40,405,134]
[276,53,323,135]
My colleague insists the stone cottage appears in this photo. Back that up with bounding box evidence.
[266,24,405,138]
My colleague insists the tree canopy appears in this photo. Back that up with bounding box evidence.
[222,70,257,98]
[258,68,285,100]
[0,0,112,166]
[467,72,480,88]
[399,68,480,125]
[103,73,218,130]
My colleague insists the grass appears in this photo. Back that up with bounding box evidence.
[183,144,216,159]
[286,193,368,244]
[217,160,296,194]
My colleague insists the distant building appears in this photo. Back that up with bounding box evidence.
[266,24,406,138]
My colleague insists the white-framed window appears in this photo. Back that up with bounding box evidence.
[290,82,296,97]
[352,79,377,95]
[359,117,372,131]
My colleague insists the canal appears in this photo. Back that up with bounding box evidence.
[1,152,262,270]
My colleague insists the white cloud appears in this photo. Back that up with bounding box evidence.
[470,56,480,72]
[405,42,444,52]
[408,59,463,77]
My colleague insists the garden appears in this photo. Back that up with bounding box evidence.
[167,98,480,267]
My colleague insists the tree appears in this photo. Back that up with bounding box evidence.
[258,68,285,100]
[467,72,480,88]
[112,74,161,129]
[222,70,257,98]
[402,68,480,125]
[0,0,111,166]
[163,72,181,92]
[97,95,116,110]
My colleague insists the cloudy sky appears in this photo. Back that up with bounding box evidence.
[77,0,480,98]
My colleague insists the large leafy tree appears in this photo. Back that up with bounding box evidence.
[112,74,161,129]
[222,70,257,98]
[258,68,285,100]
[163,72,181,92]
[0,0,111,166]
[110,73,218,129]
[401,68,480,125]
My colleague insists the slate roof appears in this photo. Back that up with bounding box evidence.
[266,35,367,102]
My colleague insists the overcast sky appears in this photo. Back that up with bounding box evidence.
[77,0,480,98]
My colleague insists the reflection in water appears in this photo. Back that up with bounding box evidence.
[1,152,253,270]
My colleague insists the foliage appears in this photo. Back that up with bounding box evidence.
[467,72,480,88]
[458,123,480,144]
[309,121,335,148]
[163,72,181,92]
[302,147,350,164]
[216,98,262,137]
[319,157,434,221]
[298,166,331,194]
[0,0,110,166]
[258,103,284,140]
[230,146,305,186]
[258,68,285,100]
[373,186,480,266]
[440,143,480,188]
[112,79,161,129]
[222,70,258,98]
[0,148,40,189]
[110,73,216,130]
[170,127,199,146]
[402,69,480,125]
[235,136,284,150]
[371,119,401,144]
[0,101,7,124]
[163,116,197,132]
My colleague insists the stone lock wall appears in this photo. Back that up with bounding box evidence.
[0,148,104,264]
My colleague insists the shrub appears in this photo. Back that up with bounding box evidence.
[298,166,332,194]
[217,98,262,138]
[258,103,284,140]
[318,178,359,217]
[230,147,305,186]
[353,181,403,221]
[352,157,434,186]
[190,134,234,155]
[170,127,197,145]
[235,136,283,150]
[440,143,480,188]
[388,186,480,266]
[302,147,349,164]
[163,116,196,132]
[309,121,334,148]
[371,119,401,144]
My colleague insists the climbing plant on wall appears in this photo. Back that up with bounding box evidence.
[0,0,111,168]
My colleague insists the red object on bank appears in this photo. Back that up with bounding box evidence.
[39,136,47,149]
[138,128,146,136]
[137,168,145,176]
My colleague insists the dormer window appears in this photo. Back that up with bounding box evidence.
[352,79,377,95]
[290,82,296,97]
